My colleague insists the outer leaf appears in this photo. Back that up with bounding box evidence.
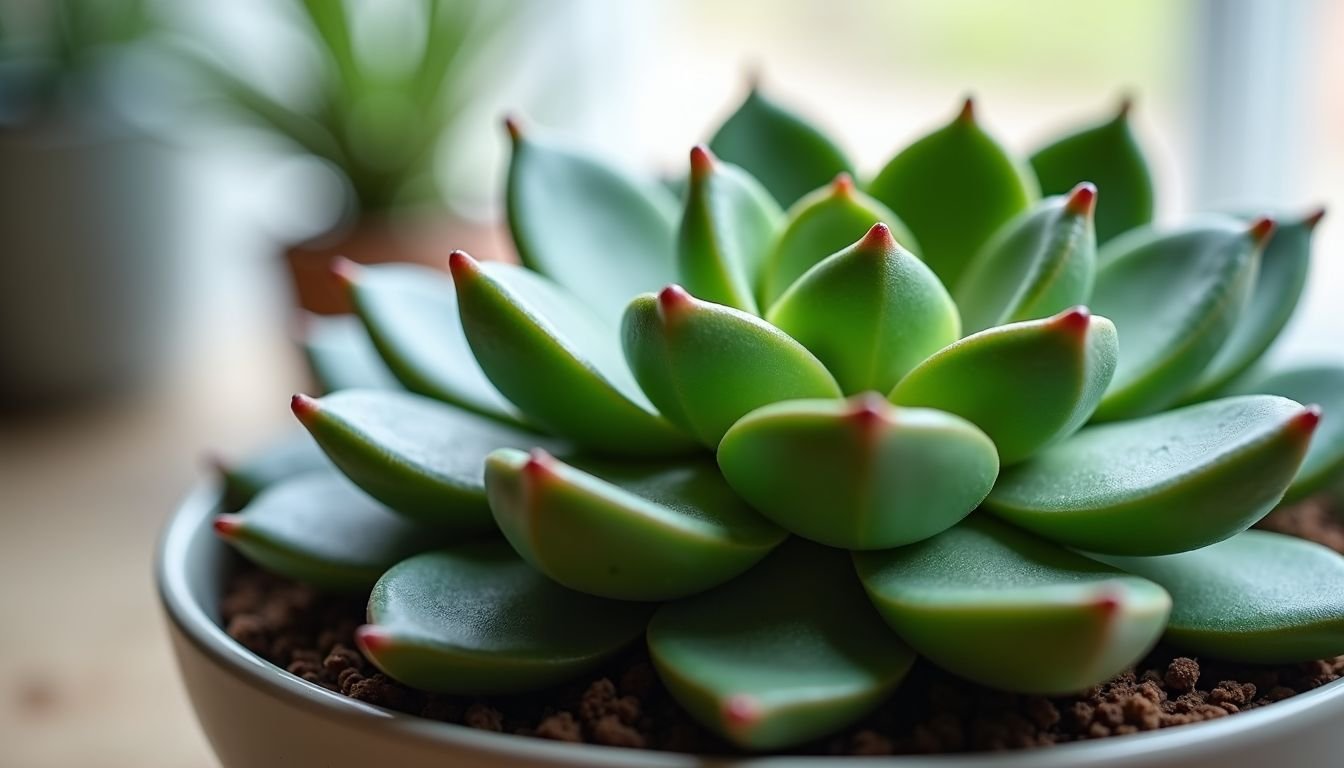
[1227,364,1344,501]
[300,314,401,394]
[1029,101,1155,244]
[1102,531,1344,663]
[890,307,1117,465]
[1091,217,1271,420]
[358,541,654,694]
[955,183,1099,334]
[760,173,919,308]
[621,285,841,447]
[708,86,854,208]
[855,515,1170,694]
[1184,209,1324,400]
[484,449,784,601]
[339,261,525,426]
[450,253,695,456]
[647,539,915,751]
[677,146,783,314]
[767,223,959,395]
[505,119,679,325]
[216,432,330,511]
[292,389,554,528]
[985,395,1319,555]
[717,395,998,550]
[214,472,455,591]
[868,98,1037,288]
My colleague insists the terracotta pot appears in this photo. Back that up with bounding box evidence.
[284,215,511,315]
[159,484,1344,768]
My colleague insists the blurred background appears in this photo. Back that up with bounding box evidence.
[0,0,1339,765]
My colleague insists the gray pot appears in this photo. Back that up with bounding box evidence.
[0,112,181,405]
[158,485,1344,767]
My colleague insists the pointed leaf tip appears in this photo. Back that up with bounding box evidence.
[447,250,480,280]
[1305,207,1327,230]
[858,222,896,252]
[290,393,320,423]
[957,96,976,123]
[689,144,717,179]
[1050,305,1092,335]
[1115,94,1134,120]
[830,172,856,197]
[355,624,393,654]
[503,114,523,142]
[328,256,362,288]
[722,694,762,730]
[212,514,243,539]
[1065,182,1098,217]
[523,447,557,478]
[1295,404,1324,434]
[1248,216,1277,246]
[848,392,890,427]
[657,284,696,318]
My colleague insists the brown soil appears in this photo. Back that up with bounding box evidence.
[220,497,1344,755]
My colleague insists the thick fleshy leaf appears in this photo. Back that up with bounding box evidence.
[358,541,654,694]
[1029,101,1155,244]
[717,395,998,550]
[300,314,401,393]
[450,253,695,456]
[890,307,1117,465]
[1102,531,1344,663]
[647,539,915,751]
[855,515,1170,694]
[621,285,841,447]
[868,98,1037,288]
[484,449,784,601]
[505,118,678,325]
[1228,365,1344,501]
[338,261,525,426]
[1184,209,1325,401]
[677,146,783,314]
[1091,217,1271,421]
[215,472,456,591]
[954,183,1099,334]
[292,389,554,528]
[767,223,960,395]
[708,86,854,208]
[986,395,1319,555]
[216,432,330,511]
[760,173,918,308]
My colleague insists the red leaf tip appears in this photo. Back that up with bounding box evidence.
[329,256,362,288]
[213,514,244,539]
[1065,182,1098,217]
[722,694,762,731]
[1294,404,1323,434]
[523,448,557,478]
[291,393,320,423]
[355,625,394,655]
[1051,305,1092,335]
[858,222,896,253]
[1247,217,1277,246]
[1304,207,1327,230]
[447,250,480,281]
[830,172,856,198]
[503,114,523,142]
[849,392,891,428]
[957,96,976,123]
[657,284,695,319]
[689,145,716,179]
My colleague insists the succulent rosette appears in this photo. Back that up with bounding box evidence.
[216,90,1344,751]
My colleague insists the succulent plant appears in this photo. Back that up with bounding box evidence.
[215,89,1344,752]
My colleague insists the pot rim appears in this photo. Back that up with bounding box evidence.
[157,483,1344,767]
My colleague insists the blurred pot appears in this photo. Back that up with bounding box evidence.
[0,112,182,406]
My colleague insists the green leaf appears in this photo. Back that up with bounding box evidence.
[708,86,854,208]
[954,183,1098,334]
[985,395,1319,555]
[484,449,784,601]
[1184,209,1324,401]
[767,223,959,395]
[1091,217,1270,420]
[1029,100,1155,244]
[300,314,402,394]
[1227,364,1344,501]
[677,146,783,314]
[340,261,525,426]
[890,307,1116,465]
[450,253,695,456]
[647,539,914,751]
[1101,531,1344,663]
[359,541,654,694]
[760,173,919,309]
[216,432,330,511]
[855,515,1169,694]
[868,98,1037,288]
[292,389,555,528]
[718,395,998,550]
[505,120,679,325]
[215,472,456,591]
[621,285,841,447]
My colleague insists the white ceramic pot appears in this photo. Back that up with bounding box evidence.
[158,486,1344,768]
